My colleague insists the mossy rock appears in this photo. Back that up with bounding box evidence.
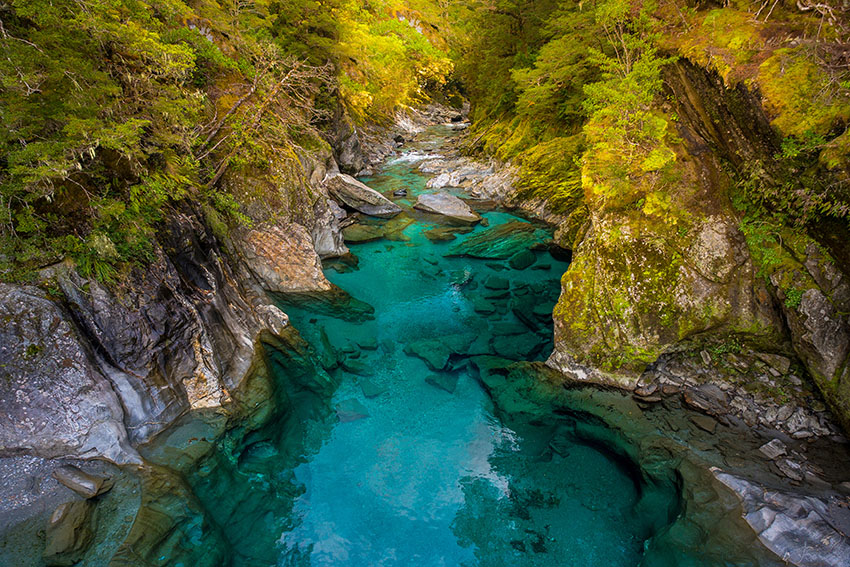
[551,211,780,380]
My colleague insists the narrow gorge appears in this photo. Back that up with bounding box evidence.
[1,1,850,566]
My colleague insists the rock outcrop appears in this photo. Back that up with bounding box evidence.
[771,241,850,433]
[0,284,139,464]
[714,471,850,567]
[237,223,333,294]
[547,207,780,385]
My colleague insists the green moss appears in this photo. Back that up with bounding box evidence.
[23,343,43,360]
[759,47,850,139]
[678,9,762,82]
[515,134,585,215]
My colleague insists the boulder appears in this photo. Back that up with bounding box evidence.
[548,212,781,385]
[239,224,333,294]
[414,192,481,224]
[53,466,113,499]
[311,199,349,259]
[325,173,402,218]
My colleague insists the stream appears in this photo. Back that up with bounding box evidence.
[247,126,675,566]
[141,125,693,566]
[275,128,663,566]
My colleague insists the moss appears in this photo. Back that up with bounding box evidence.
[783,287,803,310]
[23,343,43,360]
[553,213,691,371]
[759,47,850,139]
[515,134,585,215]
[677,9,763,83]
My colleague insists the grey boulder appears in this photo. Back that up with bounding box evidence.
[414,192,481,224]
[325,173,402,218]
[53,465,113,499]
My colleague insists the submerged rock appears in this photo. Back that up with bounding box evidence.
[344,217,414,243]
[423,226,474,242]
[491,334,542,361]
[404,334,475,370]
[336,399,370,422]
[484,276,510,290]
[360,379,388,398]
[340,358,375,376]
[325,173,402,218]
[404,340,452,371]
[414,192,481,224]
[273,287,375,322]
[426,373,459,394]
[342,223,386,243]
[471,296,496,315]
[447,221,549,259]
[509,250,536,270]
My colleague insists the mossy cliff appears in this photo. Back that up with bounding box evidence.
[455,0,850,430]
[550,57,850,430]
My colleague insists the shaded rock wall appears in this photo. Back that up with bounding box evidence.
[0,285,138,464]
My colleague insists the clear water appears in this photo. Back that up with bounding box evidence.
[131,126,782,567]
[265,127,671,566]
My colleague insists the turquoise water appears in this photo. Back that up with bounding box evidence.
[132,127,781,567]
[267,127,673,566]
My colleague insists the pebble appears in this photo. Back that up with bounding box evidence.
[758,439,787,460]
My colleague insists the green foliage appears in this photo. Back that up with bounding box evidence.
[707,336,743,359]
[516,135,584,215]
[784,287,803,310]
[779,130,827,160]
[23,343,43,360]
[331,1,453,122]
[0,0,452,282]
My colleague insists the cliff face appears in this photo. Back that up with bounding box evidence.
[0,130,363,461]
[546,58,850,431]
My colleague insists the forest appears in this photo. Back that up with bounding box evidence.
[1,0,848,284]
